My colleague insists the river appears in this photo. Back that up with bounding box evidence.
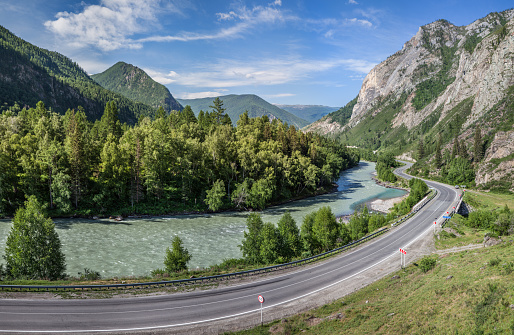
[0,161,406,278]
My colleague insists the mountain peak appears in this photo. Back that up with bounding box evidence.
[92,62,182,112]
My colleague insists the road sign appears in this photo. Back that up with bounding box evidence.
[258,295,265,325]
[443,216,451,219]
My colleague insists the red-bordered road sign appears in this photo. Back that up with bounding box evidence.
[258,295,264,304]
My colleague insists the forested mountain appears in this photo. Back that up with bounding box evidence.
[92,62,183,113]
[178,94,309,128]
[0,26,156,124]
[307,9,514,192]
[0,100,358,217]
[274,104,338,123]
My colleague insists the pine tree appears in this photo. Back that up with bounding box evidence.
[164,236,192,273]
[417,137,425,159]
[434,135,442,168]
[473,126,484,162]
[451,135,460,158]
[65,109,84,209]
[459,139,469,159]
[209,97,226,125]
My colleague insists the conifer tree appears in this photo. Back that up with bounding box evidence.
[473,126,484,162]
[417,137,425,159]
[451,135,460,158]
[434,135,442,168]
[164,236,191,273]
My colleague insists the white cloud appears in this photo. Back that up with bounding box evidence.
[44,0,183,51]
[141,2,290,44]
[178,91,224,99]
[348,0,358,4]
[76,59,111,75]
[264,93,296,98]
[146,56,375,89]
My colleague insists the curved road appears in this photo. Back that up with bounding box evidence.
[0,162,460,333]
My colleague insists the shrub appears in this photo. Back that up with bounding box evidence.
[78,268,101,281]
[419,256,437,273]
[488,258,501,267]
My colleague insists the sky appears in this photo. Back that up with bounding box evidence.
[0,0,512,107]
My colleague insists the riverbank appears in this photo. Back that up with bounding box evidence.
[367,194,409,214]
[0,183,340,221]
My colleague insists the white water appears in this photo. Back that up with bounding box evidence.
[0,161,406,278]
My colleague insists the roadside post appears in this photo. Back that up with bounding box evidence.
[399,248,406,268]
[434,221,437,234]
[258,295,264,326]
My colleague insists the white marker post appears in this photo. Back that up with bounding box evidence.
[434,221,437,234]
[258,295,264,326]
[403,249,406,267]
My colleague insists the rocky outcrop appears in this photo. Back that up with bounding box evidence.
[475,130,514,190]
[302,116,341,135]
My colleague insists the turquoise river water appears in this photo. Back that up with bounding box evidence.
[0,161,406,278]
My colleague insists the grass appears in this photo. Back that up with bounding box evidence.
[435,190,514,250]
[465,190,514,211]
[435,215,485,249]
[227,242,514,335]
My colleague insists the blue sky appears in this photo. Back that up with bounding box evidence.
[1,0,512,107]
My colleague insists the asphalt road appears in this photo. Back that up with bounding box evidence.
[0,162,460,334]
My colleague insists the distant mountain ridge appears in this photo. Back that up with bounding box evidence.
[178,94,309,128]
[0,25,156,124]
[92,62,182,113]
[274,104,338,123]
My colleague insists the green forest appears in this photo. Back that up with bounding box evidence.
[0,99,359,217]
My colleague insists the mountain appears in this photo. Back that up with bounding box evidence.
[91,62,182,113]
[273,104,338,123]
[0,25,155,124]
[178,94,309,128]
[307,9,514,191]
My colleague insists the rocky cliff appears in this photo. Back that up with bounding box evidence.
[307,9,514,190]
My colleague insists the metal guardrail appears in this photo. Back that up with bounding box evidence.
[391,189,438,228]
[0,227,390,292]
[441,191,465,228]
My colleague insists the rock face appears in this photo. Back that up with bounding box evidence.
[351,11,514,130]
[475,131,514,189]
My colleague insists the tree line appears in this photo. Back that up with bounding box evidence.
[0,99,359,217]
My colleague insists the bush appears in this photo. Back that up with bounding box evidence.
[78,268,101,281]
[419,256,437,273]
[488,258,501,267]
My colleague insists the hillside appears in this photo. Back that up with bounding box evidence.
[307,9,514,191]
[92,62,182,113]
[274,104,338,123]
[178,94,309,128]
[0,25,155,124]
